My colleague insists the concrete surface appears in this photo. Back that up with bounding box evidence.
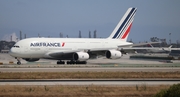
[0,53,180,67]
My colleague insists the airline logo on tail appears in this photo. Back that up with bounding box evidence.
[108,8,137,41]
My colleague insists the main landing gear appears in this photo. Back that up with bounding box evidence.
[57,60,87,65]
[57,60,65,64]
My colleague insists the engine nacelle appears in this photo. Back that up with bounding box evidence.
[73,52,89,61]
[105,50,122,59]
[23,58,40,62]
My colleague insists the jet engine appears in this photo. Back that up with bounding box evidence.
[73,52,89,61]
[105,50,122,59]
[23,58,40,62]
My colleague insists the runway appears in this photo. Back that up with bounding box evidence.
[0,79,179,86]
[1,54,180,86]
[1,53,180,65]
[1,53,180,73]
[0,67,180,72]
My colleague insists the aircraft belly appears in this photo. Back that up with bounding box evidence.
[49,53,73,60]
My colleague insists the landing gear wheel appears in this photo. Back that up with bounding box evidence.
[57,60,65,64]
[17,61,21,65]
[67,61,71,64]
[67,60,75,64]
[16,58,21,65]
[66,60,87,64]
[76,61,87,64]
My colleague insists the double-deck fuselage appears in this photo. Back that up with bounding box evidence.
[9,38,132,59]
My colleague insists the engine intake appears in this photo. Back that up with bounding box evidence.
[73,52,89,61]
[106,50,122,59]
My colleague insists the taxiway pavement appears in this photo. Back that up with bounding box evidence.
[0,67,180,72]
[0,79,179,86]
[0,53,179,65]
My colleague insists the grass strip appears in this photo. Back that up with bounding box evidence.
[0,71,180,79]
[0,85,170,97]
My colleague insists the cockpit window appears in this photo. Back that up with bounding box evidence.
[13,45,20,48]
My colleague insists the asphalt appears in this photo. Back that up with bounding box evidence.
[1,53,180,86]
[0,67,180,72]
[0,79,179,86]
[0,53,180,68]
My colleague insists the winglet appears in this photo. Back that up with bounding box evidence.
[108,7,137,41]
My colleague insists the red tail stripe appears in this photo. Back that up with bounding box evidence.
[121,23,132,39]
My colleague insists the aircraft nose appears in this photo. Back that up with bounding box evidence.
[9,48,14,56]
[9,48,18,57]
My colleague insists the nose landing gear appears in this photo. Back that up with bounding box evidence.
[15,57,21,65]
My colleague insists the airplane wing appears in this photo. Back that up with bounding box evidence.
[46,42,161,59]
[46,48,109,60]
[118,42,160,47]
[116,42,162,54]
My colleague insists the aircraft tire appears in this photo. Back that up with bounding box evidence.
[17,61,21,65]
[57,61,65,64]
[76,61,87,64]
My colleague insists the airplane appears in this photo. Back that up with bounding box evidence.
[146,44,172,53]
[135,44,172,54]
[9,7,158,65]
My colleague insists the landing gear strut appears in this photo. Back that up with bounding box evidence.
[16,58,21,65]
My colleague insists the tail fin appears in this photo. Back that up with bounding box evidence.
[147,44,154,48]
[108,7,137,41]
[169,45,172,48]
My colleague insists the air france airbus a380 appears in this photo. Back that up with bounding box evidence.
[10,7,143,65]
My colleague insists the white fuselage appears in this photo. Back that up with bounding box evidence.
[9,37,132,59]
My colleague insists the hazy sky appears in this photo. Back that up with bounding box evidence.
[0,0,180,43]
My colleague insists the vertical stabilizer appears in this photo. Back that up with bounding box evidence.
[108,8,137,41]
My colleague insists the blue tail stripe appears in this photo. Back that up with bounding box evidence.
[112,8,135,39]
[116,9,136,39]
